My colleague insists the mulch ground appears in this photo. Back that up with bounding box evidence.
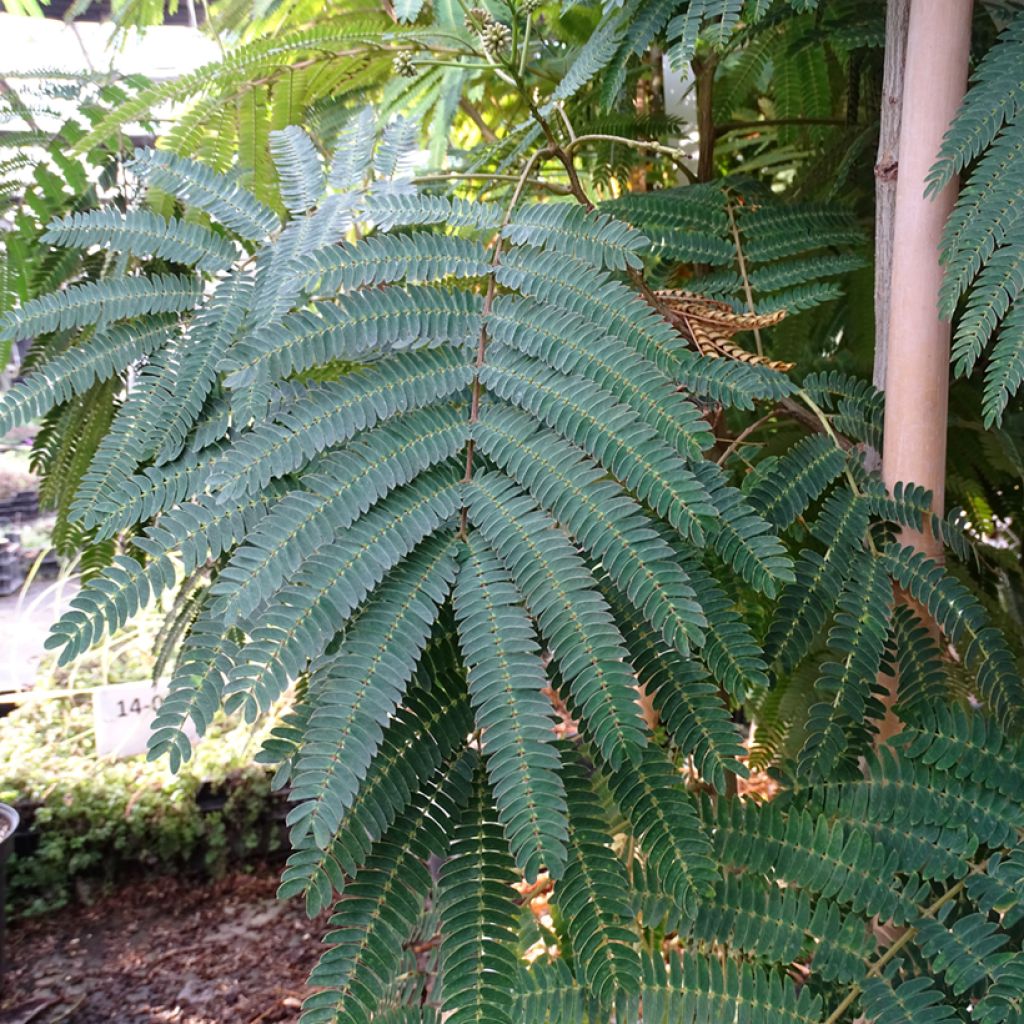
[0,868,332,1024]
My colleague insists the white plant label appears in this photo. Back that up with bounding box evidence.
[92,681,194,758]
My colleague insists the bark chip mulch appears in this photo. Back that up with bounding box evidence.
[0,869,330,1024]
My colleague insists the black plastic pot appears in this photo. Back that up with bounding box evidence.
[0,540,25,596]
[0,490,38,525]
[0,802,19,974]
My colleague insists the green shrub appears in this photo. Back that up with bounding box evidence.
[0,697,281,916]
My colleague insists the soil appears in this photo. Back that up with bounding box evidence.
[0,868,332,1024]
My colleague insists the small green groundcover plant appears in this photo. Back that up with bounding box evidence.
[0,697,280,916]
[0,2,1023,1022]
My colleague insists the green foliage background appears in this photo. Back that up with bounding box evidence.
[1,699,280,916]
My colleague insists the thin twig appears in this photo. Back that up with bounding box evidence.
[795,389,878,554]
[797,390,852,455]
[201,0,227,57]
[70,23,97,73]
[412,171,571,194]
[716,406,780,465]
[458,98,497,143]
[725,194,762,356]
[715,117,850,137]
[822,879,967,1024]
[518,13,533,78]
[552,147,593,210]
[427,60,494,71]
[775,396,847,449]
[563,132,696,181]
[554,102,577,143]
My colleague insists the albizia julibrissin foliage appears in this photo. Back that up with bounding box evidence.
[2,115,1023,1024]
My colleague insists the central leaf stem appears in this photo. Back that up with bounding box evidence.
[458,143,562,535]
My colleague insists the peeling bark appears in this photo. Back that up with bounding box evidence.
[872,0,911,397]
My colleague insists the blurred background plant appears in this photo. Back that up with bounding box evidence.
[1,694,282,916]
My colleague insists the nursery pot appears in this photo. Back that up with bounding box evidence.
[0,802,19,973]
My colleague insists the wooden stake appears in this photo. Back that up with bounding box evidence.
[878,0,974,738]
[882,0,973,548]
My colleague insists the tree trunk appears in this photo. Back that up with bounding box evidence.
[877,0,973,739]
[694,53,717,183]
[871,0,911,396]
